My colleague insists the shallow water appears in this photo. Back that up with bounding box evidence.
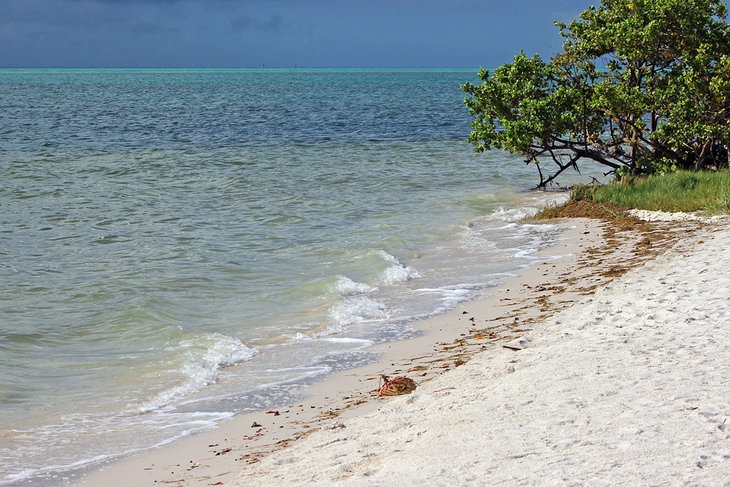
[0,68,588,485]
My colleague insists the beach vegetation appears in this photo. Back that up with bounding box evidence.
[571,170,730,214]
[463,0,730,188]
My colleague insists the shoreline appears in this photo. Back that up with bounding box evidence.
[235,214,730,486]
[72,213,707,486]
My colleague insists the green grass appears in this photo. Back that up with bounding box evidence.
[573,171,730,215]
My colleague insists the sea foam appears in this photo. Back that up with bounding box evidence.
[139,333,257,413]
[377,251,421,285]
[489,206,539,222]
[334,275,376,295]
[328,296,387,331]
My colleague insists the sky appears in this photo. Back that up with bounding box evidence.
[0,0,593,68]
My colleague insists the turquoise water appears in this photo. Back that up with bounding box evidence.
[1,69,583,485]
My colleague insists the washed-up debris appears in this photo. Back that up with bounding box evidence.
[377,375,417,396]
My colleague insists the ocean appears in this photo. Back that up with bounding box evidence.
[0,68,586,485]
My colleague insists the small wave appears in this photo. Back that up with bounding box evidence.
[333,275,376,295]
[489,206,539,222]
[415,284,485,313]
[513,248,540,259]
[1,409,234,486]
[511,222,561,258]
[328,295,387,331]
[2,454,111,485]
[321,337,374,346]
[460,224,499,251]
[516,222,559,233]
[139,333,257,413]
[376,251,421,285]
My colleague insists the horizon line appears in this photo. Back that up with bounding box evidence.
[0,65,486,70]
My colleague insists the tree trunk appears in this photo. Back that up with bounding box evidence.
[695,139,714,170]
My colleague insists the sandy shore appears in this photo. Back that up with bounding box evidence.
[75,213,725,486]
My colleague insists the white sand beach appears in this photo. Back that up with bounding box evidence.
[233,219,730,486]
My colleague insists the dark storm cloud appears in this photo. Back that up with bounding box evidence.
[0,0,592,68]
[70,0,224,3]
[0,0,237,34]
[0,0,184,31]
[0,0,118,27]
